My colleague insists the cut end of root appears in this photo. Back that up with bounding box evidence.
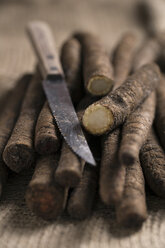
[87,76,113,96]
[26,185,64,220]
[82,104,114,135]
[3,144,34,173]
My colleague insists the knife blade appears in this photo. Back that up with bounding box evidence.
[27,21,96,166]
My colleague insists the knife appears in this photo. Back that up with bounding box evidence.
[27,21,96,166]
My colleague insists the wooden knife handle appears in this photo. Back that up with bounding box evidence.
[27,21,63,78]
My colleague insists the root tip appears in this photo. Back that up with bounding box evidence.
[120,152,136,166]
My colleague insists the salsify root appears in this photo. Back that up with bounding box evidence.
[3,71,45,172]
[61,37,84,105]
[54,141,85,187]
[26,154,68,220]
[35,102,60,155]
[100,129,126,205]
[119,35,160,166]
[67,163,98,219]
[133,38,160,71]
[0,74,31,196]
[100,32,138,205]
[140,128,165,198]
[116,158,147,228]
[82,63,160,135]
[74,32,114,96]
[113,32,137,88]
[67,137,100,219]
[155,75,165,151]
[119,92,156,166]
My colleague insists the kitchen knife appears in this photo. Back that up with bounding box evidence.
[27,21,96,166]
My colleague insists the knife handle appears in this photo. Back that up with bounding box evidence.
[27,21,63,78]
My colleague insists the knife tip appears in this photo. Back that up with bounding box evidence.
[85,155,97,166]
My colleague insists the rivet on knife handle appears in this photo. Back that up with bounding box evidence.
[27,21,63,79]
[27,21,96,166]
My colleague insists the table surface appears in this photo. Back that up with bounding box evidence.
[0,1,165,247]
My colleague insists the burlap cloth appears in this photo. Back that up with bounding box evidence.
[0,1,165,247]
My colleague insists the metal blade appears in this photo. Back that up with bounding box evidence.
[42,76,96,166]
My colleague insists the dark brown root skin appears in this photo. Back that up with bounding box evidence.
[140,129,165,197]
[119,92,156,166]
[67,137,100,219]
[0,74,31,153]
[35,102,60,155]
[67,164,98,220]
[0,75,31,191]
[155,76,165,151]
[99,128,125,206]
[74,32,114,96]
[133,38,160,71]
[113,32,137,89]
[54,142,85,188]
[26,155,68,220]
[35,135,60,155]
[82,63,160,135]
[119,35,159,166]
[61,37,84,105]
[3,72,45,172]
[54,169,81,188]
[116,159,147,228]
